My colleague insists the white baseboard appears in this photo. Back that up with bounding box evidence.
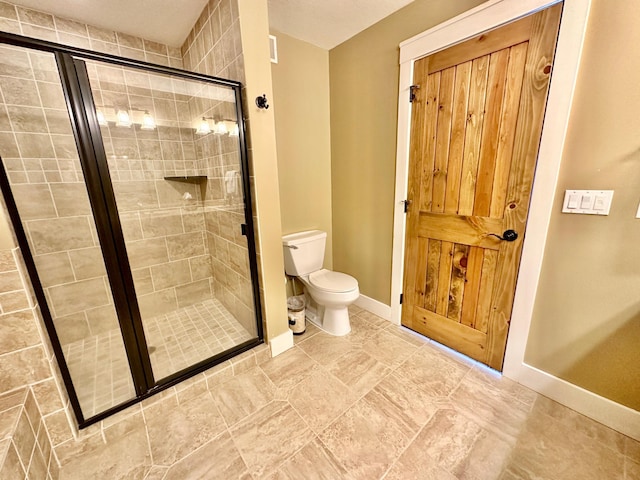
[269,329,294,357]
[355,294,392,322]
[506,363,640,441]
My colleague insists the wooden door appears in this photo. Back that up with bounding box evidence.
[401,4,562,370]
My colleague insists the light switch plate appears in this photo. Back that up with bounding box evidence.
[562,190,614,215]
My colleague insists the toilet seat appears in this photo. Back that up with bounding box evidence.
[309,269,358,293]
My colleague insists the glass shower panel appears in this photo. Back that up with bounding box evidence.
[83,59,257,381]
[0,45,136,418]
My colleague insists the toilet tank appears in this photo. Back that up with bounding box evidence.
[282,230,327,276]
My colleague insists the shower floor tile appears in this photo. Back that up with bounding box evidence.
[144,298,254,380]
[63,297,253,418]
[63,329,135,419]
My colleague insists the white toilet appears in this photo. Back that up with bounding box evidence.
[282,230,359,336]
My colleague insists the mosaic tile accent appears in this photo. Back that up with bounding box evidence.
[145,297,253,380]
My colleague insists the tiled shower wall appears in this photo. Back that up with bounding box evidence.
[0,0,255,355]
[182,0,257,335]
[181,0,244,84]
[86,62,216,325]
[86,57,256,335]
[0,34,236,415]
[0,44,123,346]
[0,0,257,469]
[0,36,141,424]
[0,0,189,463]
[0,1,192,348]
[0,1,183,67]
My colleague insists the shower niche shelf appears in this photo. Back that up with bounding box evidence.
[163,175,207,183]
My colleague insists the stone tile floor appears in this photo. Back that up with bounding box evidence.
[59,305,640,479]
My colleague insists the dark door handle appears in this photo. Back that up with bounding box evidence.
[488,229,518,242]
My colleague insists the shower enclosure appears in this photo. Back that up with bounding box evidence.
[0,32,263,426]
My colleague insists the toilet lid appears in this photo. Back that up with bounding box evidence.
[309,269,358,293]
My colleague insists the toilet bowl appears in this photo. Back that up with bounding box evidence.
[282,231,359,336]
[299,269,359,336]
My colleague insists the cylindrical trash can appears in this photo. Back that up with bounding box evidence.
[287,295,306,335]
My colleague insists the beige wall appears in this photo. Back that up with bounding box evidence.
[326,0,639,411]
[329,0,486,304]
[237,0,289,341]
[271,31,333,269]
[525,0,640,411]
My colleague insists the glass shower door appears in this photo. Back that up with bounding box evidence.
[81,58,258,381]
[0,44,136,418]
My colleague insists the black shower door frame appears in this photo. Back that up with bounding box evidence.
[0,31,264,428]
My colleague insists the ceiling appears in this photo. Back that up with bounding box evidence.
[9,0,414,50]
[267,0,415,50]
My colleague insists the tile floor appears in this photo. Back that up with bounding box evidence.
[58,305,640,479]
[63,297,253,417]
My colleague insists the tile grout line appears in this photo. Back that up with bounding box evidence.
[139,400,157,469]
[378,406,445,480]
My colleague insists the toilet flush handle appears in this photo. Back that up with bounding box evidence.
[284,244,299,250]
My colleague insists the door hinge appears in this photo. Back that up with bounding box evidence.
[400,293,403,304]
[403,199,412,213]
[241,224,248,236]
[409,84,420,103]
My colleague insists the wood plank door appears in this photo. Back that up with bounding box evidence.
[401,4,562,371]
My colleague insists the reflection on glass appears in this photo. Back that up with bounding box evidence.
[85,60,258,381]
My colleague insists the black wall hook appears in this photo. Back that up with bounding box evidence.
[255,94,269,109]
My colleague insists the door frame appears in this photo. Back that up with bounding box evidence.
[391,0,640,439]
